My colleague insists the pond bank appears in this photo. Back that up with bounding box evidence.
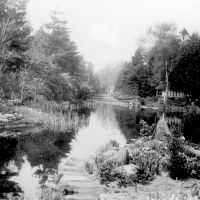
[1,101,200,199]
[84,118,200,200]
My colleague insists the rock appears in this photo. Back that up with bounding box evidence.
[0,117,8,123]
[108,147,120,151]
[104,149,118,158]
[15,114,23,120]
[115,164,139,176]
[154,117,171,142]
[59,184,75,195]
[141,146,151,151]
[107,148,129,166]
[3,114,15,119]
[11,116,17,121]
[178,136,185,144]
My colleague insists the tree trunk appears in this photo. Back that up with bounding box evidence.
[165,68,169,104]
[165,60,171,104]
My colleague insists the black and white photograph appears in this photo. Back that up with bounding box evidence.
[0,0,200,199]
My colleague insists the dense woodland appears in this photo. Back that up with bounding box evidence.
[0,0,98,103]
[1,0,200,107]
[114,24,200,105]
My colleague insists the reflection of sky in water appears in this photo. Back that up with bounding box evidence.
[68,111,126,160]
[4,104,199,199]
[10,156,40,199]
[8,105,127,198]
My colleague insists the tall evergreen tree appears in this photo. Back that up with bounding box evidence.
[0,0,31,72]
[0,0,31,98]
[44,11,83,77]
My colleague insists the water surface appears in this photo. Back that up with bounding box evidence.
[0,103,199,199]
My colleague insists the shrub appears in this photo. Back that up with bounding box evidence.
[109,140,119,147]
[168,137,190,180]
[188,157,200,179]
[130,148,162,177]
[139,119,156,137]
[85,160,96,174]
[98,160,117,184]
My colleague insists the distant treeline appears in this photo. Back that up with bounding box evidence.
[114,23,200,105]
[0,0,99,103]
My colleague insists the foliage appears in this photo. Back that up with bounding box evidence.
[138,119,156,137]
[0,99,14,114]
[0,0,31,98]
[114,23,200,105]
[130,147,162,177]
[15,106,79,132]
[170,33,200,105]
[168,137,190,179]
[0,3,98,103]
[93,138,168,186]
[84,160,96,174]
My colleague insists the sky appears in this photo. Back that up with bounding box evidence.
[27,0,200,71]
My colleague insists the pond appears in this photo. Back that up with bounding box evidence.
[0,103,199,199]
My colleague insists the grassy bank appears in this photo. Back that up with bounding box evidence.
[15,106,78,132]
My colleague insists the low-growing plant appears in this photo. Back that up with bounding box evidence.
[85,160,96,174]
[98,160,117,184]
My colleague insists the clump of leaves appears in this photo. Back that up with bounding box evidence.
[130,148,162,178]
[139,119,156,137]
[109,140,119,147]
[98,160,117,185]
[188,157,200,179]
[85,160,96,174]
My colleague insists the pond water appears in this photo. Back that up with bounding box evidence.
[0,103,199,199]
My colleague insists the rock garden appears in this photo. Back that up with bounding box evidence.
[85,118,200,199]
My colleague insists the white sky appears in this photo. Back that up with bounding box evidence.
[27,0,200,71]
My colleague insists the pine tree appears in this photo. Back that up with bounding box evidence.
[44,11,82,77]
[0,0,31,72]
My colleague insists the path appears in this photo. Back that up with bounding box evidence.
[59,157,103,200]
[92,94,119,102]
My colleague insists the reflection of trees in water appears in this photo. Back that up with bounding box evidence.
[183,112,200,143]
[164,111,200,144]
[21,131,73,169]
[19,109,92,184]
[114,108,159,140]
[114,107,138,140]
[76,107,92,128]
[136,109,159,129]
[0,108,93,195]
[0,137,22,199]
[95,104,117,127]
